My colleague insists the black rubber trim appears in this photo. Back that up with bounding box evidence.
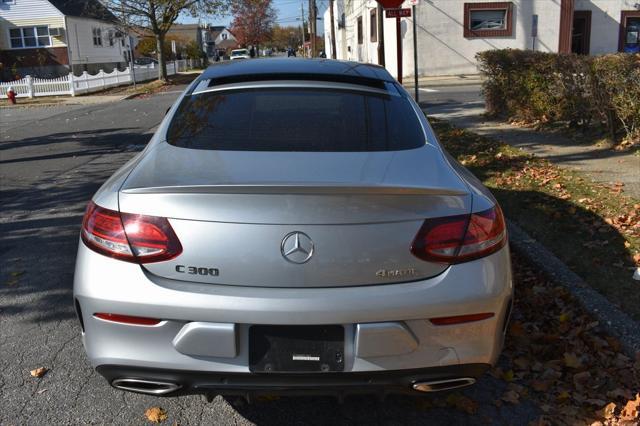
[96,363,490,397]
[74,298,85,333]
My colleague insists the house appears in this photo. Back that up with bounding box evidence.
[207,25,238,56]
[324,0,640,79]
[0,0,133,79]
[208,25,237,45]
[165,23,211,57]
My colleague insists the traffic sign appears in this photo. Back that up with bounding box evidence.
[376,0,403,9]
[385,8,411,18]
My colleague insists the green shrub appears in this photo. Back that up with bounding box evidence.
[476,49,640,144]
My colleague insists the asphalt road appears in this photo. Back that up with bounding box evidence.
[0,86,539,425]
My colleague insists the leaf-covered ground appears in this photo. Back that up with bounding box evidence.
[430,118,640,321]
[499,254,639,424]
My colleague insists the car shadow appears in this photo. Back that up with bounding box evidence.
[0,130,149,325]
[223,372,539,424]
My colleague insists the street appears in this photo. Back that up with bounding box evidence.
[8,81,631,425]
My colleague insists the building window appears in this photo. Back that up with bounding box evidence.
[619,11,640,53]
[357,16,363,44]
[370,9,377,42]
[463,2,513,38]
[108,30,115,46]
[9,26,51,48]
[92,28,102,46]
[222,33,227,40]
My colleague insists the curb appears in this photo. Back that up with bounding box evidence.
[507,219,640,358]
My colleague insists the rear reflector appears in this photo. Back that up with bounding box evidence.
[430,313,495,326]
[93,313,161,326]
[411,205,507,263]
[81,201,182,263]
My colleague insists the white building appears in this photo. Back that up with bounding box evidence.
[324,0,640,79]
[0,0,133,79]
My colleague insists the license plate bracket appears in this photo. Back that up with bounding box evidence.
[249,325,344,373]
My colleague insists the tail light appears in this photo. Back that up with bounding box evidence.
[411,206,506,263]
[81,201,182,263]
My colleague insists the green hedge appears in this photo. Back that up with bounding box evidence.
[476,49,640,144]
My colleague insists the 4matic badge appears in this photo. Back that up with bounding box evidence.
[376,268,417,279]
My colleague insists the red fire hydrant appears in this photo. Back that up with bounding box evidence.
[6,86,17,105]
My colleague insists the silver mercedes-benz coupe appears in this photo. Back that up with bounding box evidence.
[74,59,512,398]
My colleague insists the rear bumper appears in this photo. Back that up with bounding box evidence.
[74,241,512,378]
[96,363,491,396]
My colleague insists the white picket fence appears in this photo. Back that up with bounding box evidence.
[0,59,196,99]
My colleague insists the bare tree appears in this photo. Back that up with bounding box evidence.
[106,0,227,80]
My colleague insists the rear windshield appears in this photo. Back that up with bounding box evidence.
[166,88,425,151]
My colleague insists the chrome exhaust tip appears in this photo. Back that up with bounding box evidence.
[412,377,476,393]
[112,378,181,395]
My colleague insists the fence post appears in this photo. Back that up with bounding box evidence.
[26,75,34,98]
[101,70,106,90]
[68,73,75,96]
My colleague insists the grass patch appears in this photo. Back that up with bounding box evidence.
[430,118,640,321]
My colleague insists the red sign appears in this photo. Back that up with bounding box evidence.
[385,8,411,18]
[376,0,404,9]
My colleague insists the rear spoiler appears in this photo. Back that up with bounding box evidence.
[121,184,468,196]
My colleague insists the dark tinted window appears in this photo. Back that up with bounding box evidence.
[166,88,425,152]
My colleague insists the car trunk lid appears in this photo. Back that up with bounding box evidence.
[119,143,471,287]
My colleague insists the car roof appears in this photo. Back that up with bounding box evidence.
[198,58,395,84]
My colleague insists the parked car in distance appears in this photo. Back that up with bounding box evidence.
[74,58,512,399]
[133,57,158,66]
[230,49,251,60]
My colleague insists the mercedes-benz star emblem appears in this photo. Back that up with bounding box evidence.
[281,231,314,264]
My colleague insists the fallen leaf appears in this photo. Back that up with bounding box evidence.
[531,380,552,392]
[446,393,478,415]
[30,367,47,378]
[502,390,520,404]
[620,393,640,420]
[503,369,515,382]
[564,352,582,369]
[599,402,617,419]
[144,407,168,424]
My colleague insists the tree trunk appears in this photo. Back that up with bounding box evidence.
[156,33,168,81]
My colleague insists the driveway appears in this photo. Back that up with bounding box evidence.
[1,87,631,425]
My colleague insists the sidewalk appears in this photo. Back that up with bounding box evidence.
[403,73,483,88]
[0,71,202,109]
[419,94,640,199]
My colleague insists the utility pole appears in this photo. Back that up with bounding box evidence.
[377,3,385,66]
[412,3,418,103]
[300,3,306,56]
[395,15,402,83]
[329,0,337,59]
[309,0,317,57]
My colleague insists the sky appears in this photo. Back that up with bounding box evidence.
[178,0,326,35]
